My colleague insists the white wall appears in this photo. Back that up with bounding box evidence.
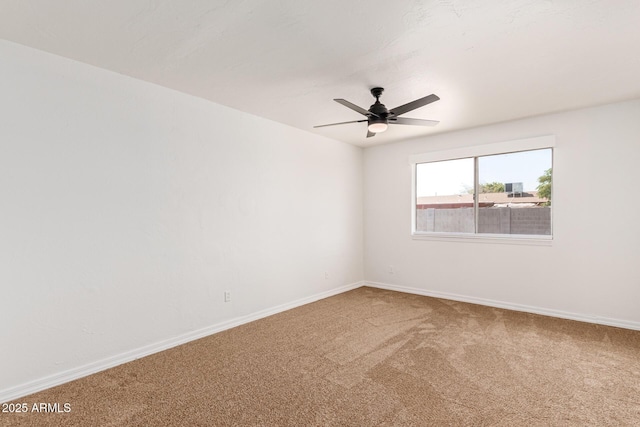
[364,99,640,327]
[0,41,363,399]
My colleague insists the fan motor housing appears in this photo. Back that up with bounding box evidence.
[369,102,389,117]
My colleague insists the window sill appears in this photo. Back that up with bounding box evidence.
[411,232,553,246]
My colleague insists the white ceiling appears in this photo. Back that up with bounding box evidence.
[1,0,640,147]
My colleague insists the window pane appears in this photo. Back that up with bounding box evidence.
[477,149,552,235]
[416,158,474,233]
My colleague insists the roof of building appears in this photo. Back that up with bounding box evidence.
[417,191,548,208]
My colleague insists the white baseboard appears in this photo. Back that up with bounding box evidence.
[365,281,640,331]
[0,281,363,404]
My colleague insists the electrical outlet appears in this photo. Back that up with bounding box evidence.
[224,291,231,302]
[325,271,329,280]
[389,265,395,274]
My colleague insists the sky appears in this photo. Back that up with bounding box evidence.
[416,148,552,197]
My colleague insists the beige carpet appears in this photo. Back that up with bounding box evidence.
[3,287,640,426]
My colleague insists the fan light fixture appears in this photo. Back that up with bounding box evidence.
[368,122,388,133]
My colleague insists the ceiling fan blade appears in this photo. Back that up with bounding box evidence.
[334,99,379,118]
[389,94,440,117]
[314,119,367,128]
[390,117,439,126]
[366,130,376,138]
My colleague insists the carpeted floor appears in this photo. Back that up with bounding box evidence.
[3,287,640,426]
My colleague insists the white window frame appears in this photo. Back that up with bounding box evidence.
[410,135,555,246]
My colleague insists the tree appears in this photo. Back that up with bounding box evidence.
[537,168,552,205]
[466,182,505,194]
[480,182,505,193]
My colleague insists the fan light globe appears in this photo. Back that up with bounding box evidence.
[368,122,388,133]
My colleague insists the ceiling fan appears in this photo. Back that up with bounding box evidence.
[314,87,440,138]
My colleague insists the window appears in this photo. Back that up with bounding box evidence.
[410,136,554,241]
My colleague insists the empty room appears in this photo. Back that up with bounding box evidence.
[1,1,639,425]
